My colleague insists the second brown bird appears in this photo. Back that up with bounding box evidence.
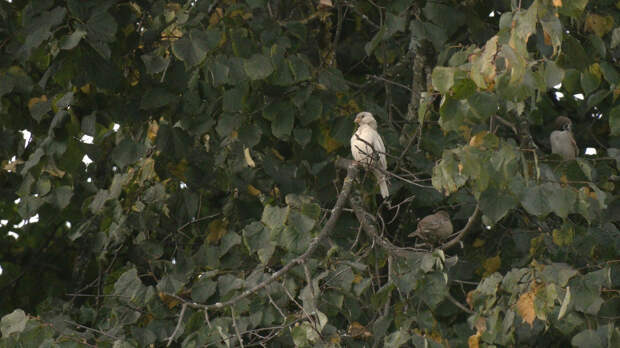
[408,210,453,244]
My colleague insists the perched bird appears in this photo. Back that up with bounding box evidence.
[550,116,578,160]
[350,111,389,198]
[408,211,453,243]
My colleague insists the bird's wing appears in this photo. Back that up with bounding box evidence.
[367,128,387,170]
[569,132,578,156]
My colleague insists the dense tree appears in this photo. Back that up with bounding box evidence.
[1,0,619,346]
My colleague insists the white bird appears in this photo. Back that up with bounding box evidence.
[350,111,389,198]
[550,116,578,160]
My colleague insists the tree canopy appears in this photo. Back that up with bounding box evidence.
[1,0,620,347]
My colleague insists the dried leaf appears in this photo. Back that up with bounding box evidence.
[516,291,536,327]
[482,255,501,276]
[244,147,256,167]
[207,218,228,243]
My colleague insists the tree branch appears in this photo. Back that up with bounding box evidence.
[167,164,359,311]
[439,204,480,250]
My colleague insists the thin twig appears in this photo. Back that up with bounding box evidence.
[447,293,473,314]
[439,204,480,250]
[167,303,187,347]
[231,307,245,348]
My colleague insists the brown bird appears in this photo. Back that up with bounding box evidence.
[350,112,389,198]
[550,116,578,160]
[408,211,453,243]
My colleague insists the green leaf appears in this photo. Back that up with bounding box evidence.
[298,96,322,126]
[364,26,385,56]
[172,30,210,68]
[242,221,275,264]
[238,123,262,148]
[142,53,170,74]
[140,88,177,109]
[272,110,294,139]
[580,70,600,95]
[111,138,141,169]
[543,183,577,218]
[243,54,274,80]
[610,105,620,136]
[89,189,109,214]
[468,92,498,121]
[114,268,143,299]
[521,185,552,217]
[544,60,565,88]
[0,309,27,336]
[81,113,96,135]
[191,277,216,303]
[52,186,73,209]
[318,68,349,92]
[293,128,312,147]
[87,10,117,42]
[431,67,455,94]
[571,330,602,348]
[261,205,289,230]
[28,99,51,122]
[479,187,519,224]
[59,29,86,50]
[288,55,312,82]
[217,274,243,296]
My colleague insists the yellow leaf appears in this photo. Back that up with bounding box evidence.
[168,159,188,181]
[207,218,228,243]
[468,332,481,348]
[247,184,261,197]
[2,159,23,172]
[28,95,47,109]
[473,238,485,248]
[585,14,615,37]
[352,274,363,284]
[469,131,489,147]
[329,335,341,344]
[348,322,371,338]
[319,0,333,8]
[147,120,159,142]
[466,290,475,309]
[552,0,562,7]
[552,226,574,246]
[516,291,536,327]
[482,255,501,276]
[244,148,256,167]
[209,8,224,25]
[271,148,285,161]
[80,84,91,94]
[158,292,180,309]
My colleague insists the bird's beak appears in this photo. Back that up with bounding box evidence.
[354,115,361,124]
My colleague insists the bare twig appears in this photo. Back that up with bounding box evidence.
[439,204,480,250]
[231,307,245,348]
[447,293,473,314]
[167,303,187,347]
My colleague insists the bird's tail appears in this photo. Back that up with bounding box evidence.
[375,172,389,198]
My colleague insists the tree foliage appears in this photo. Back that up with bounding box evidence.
[1,0,619,347]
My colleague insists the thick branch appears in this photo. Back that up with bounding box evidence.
[168,164,359,311]
[439,204,480,250]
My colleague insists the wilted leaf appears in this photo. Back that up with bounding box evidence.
[516,290,536,327]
